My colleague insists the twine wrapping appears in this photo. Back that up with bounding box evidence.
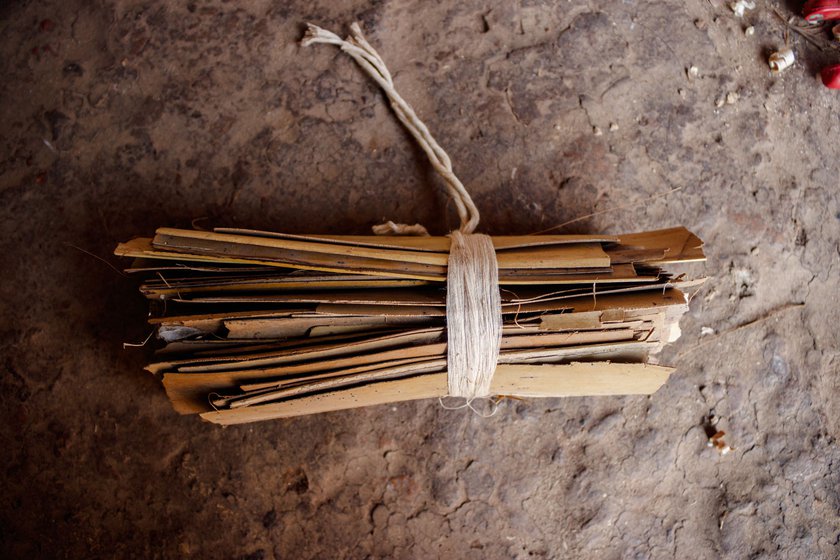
[446,231,502,399]
[303,23,502,402]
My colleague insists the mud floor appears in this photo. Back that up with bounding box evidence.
[1,0,839,558]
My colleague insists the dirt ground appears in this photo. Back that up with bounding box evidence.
[1,0,839,558]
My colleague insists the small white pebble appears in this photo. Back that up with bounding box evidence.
[593,126,603,136]
[715,96,725,108]
[688,65,700,79]
[726,91,739,105]
[701,326,716,336]
[769,48,795,73]
[745,25,755,36]
[730,0,755,18]
[609,122,619,132]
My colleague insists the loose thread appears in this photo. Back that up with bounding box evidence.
[438,396,501,417]
[156,272,182,300]
[530,186,683,235]
[64,242,128,277]
[123,329,155,349]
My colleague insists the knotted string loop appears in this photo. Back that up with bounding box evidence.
[302,23,480,234]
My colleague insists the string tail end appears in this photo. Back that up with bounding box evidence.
[301,23,342,47]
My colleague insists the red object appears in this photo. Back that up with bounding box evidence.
[821,64,840,89]
[803,0,840,23]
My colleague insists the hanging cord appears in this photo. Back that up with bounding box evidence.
[302,22,481,234]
